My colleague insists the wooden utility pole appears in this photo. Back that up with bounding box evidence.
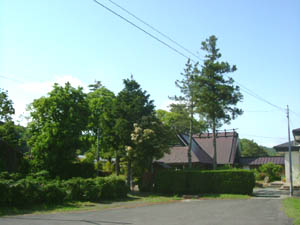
[287,105,293,196]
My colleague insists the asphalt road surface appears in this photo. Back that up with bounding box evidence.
[0,199,292,225]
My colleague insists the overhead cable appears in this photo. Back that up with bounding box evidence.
[92,0,192,61]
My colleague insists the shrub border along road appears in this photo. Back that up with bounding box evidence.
[154,169,255,195]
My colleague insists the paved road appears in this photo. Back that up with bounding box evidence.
[0,199,292,225]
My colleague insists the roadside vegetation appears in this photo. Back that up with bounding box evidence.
[0,35,255,216]
[283,197,300,225]
[0,192,182,217]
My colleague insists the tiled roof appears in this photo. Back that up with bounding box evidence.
[273,141,300,152]
[193,132,239,165]
[157,132,239,165]
[180,134,213,164]
[239,156,284,165]
[156,146,212,164]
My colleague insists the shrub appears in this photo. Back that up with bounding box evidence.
[41,180,66,204]
[60,162,96,179]
[0,171,24,181]
[63,175,128,201]
[258,162,282,182]
[0,174,128,207]
[99,175,129,200]
[154,169,255,195]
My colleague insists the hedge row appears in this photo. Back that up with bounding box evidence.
[0,175,128,207]
[153,169,255,195]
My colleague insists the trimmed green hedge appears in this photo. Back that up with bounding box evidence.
[154,169,255,195]
[0,173,128,207]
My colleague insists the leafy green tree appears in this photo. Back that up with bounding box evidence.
[196,35,243,169]
[240,138,268,157]
[114,77,155,183]
[0,89,26,172]
[27,82,89,177]
[0,88,15,122]
[129,117,174,172]
[170,59,200,168]
[85,81,117,169]
[156,107,207,135]
[259,162,283,181]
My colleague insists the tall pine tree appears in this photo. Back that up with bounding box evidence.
[197,35,243,169]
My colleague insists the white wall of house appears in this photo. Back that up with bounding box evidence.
[285,151,300,185]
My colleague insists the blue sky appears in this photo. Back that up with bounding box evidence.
[1,0,299,147]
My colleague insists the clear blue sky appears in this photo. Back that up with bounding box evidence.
[1,0,299,147]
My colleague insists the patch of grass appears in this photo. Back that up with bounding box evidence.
[0,202,98,217]
[0,192,250,217]
[0,192,182,217]
[283,197,300,225]
[200,194,251,199]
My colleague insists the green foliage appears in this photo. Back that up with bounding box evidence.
[114,77,156,180]
[27,82,89,177]
[260,146,278,156]
[258,162,282,182]
[170,59,201,168]
[156,108,207,135]
[60,161,96,179]
[154,169,255,195]
[63,176,128,201]
[129,118,175,174]
[0,174,128,207]
[0,121,25,172]
[0,88,15,122]
[240,138,268,157]
[196,35,243,169]
[86,82,117,161]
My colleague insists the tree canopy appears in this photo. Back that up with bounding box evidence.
[0,88,15,122]
[27,82,89,176]
[196,35,243,169]
[240,138,269,157]
[170,59,201,168]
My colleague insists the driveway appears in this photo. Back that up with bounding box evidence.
[0,198,292,225]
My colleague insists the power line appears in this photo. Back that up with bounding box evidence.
[93,0,288,115]
[230,78,286,112]
[290,109,300,119]
[105,0,203,61]
[0,75,24,84]
[92,0,193,61]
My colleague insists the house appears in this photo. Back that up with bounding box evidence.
[157,130,284,169]
[274,128,300,185]
[239,156,284,170]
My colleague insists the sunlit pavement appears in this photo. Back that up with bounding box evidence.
[0,198,292,225]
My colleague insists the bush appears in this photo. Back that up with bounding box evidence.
[63,175,128,201]
[154,169,255,195]
[0,171,24,181]
[258,162,282,182]
[0,174,128,207]
[60,162,96,179]
[41,180,66,204]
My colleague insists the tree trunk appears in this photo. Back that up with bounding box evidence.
[212,120,217,170]
[115,150,120,176]
[127,159,131,190]
[188,107,194,169]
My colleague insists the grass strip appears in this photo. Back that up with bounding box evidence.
[0,192,182,217]
[0,192,250,217]
[283,197,300,225]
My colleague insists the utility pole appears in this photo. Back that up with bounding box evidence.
[96,128,100,176]
[287,105,293,196]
